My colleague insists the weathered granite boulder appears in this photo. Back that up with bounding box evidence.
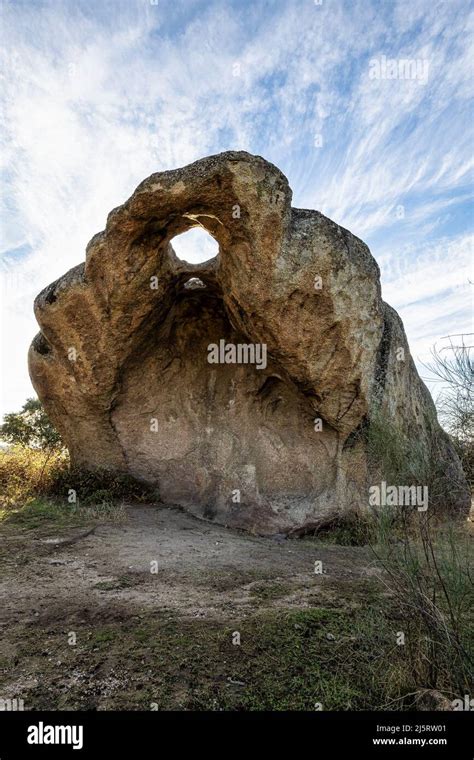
[28,151,469,534]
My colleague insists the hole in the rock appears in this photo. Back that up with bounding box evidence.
[33,332,51,356]
[171,227,218,264]
[184,277,206,290]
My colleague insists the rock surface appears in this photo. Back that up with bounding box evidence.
[29,151,469,533]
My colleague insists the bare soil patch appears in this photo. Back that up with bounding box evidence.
[0,504,394,710]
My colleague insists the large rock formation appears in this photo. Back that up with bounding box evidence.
[29,152,469,534]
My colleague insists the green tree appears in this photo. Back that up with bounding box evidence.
[0,398,62,450]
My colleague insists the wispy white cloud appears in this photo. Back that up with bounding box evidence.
[0,0,472,416]
[380,233,473,385]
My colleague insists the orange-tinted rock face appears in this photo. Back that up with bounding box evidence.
[28,152,470,533]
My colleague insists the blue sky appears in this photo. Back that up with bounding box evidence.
[0,0,472,418]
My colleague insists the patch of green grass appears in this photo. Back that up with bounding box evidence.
[94,574,142,591]
[79,500,127,522]
[192,568,276,592]
[93,581,121,591]
[1,496,128,532]
[91,629,116,646]
[1,498,87,530]
[249,581,292,600]
[118,606,411,710]
[8,604,419,711]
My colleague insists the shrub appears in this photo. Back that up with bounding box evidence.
[0,445,158,511]
[312,510,376,546]
[47,466,158,505]
[0,445,67,509]
[372,511,473,703]
[366,410,431,486]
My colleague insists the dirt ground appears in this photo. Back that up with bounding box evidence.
[0,504,397,710]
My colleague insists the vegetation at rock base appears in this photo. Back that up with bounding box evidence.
[0,446,67,511]
[0,445,156,513]
[0,398,159,512]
